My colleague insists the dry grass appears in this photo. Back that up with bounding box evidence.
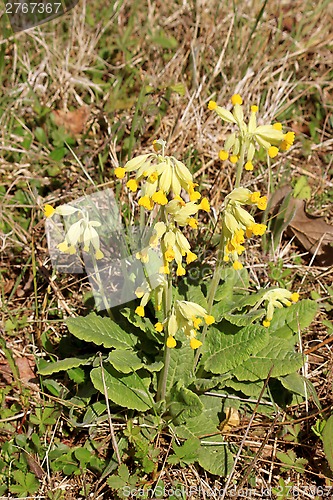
[0,0,333,497]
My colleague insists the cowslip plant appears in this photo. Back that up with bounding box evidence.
[40,93,317,480]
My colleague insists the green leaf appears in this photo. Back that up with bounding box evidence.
[168,437,200,465]
[38,355,93,375]
[106,475,126,490]
[202,325,269,374]
[232,337,304,381]
[279,373,307,396]
[49,147,67,161]
[223,379,268,399]
[186,284,208,309]
[270,300,318,338]
[90,363,152,411]
[167,384,203,424]
[174,394,223,439]
[165,340,194,396]
[198,440,233,476]
[169,83,186,96]
[10,471,39,497]
[224,309,265,326]
[35,126,48,144]
[107,350,144,373]
[74,448,91,464]
[67,367,86,384]
[66,313,137,349]
[293,176,311,200]
[322,414,333,472]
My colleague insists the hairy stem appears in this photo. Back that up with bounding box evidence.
[156,209,173,402]
[234,142,246,188]
[193,233,225,371]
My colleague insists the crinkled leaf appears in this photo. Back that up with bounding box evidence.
[66,312,137,349]
[223,379,269,399]
[107,350,144,373]
[186,285,208,309]
[173,395,223,439]
[279,373,307,396]
[91,363,152,411]
[224,309,265,326]
[167,383,203,424]
[38,355,93,375]
[232,337,304,381]
[165,340,194,396]
[202,325,269,374]
[270,299,318,338]
[198,439,233,476]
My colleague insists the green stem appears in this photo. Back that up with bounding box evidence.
[261,154,271,250]
[193,233,225,371]
[234,143,246,188]
[156,273,172,401]
[156,209,173,402]
[193,142,246,371]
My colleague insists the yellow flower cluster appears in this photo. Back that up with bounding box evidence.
[44,204,104,260]
[134,276,166,317]
[155,300,215,350]
[259,289,300,327]
[222,188,267,269]
[145,196,209,276]
[209,95,295,169]
[114,139,202,209]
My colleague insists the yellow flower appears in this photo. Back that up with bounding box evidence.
[273,122,282,131]
[192,317,202,329]
[126,179,139,192]
[263,320,271,328]
[57,241,69,252]
[280,131,295,151]
[199,197,210,212]
[290,292,299,302]
[177,265,186,276]
[152,190,168,205]
[187,218,198,229]
[159,264,170,274]
[186,251,197,264]
[190,338,202,350]
[231,94,243,105]
[257,196,267,210]
[208,100,217,110]
[251,105,258,113]
[268,146,279,158]
[115,167,126,179]
[44,204,55,218]
[250,223,267,236]
[188,182,201,201]
[148,172,159,183]
[164,247,175,262]
[155,322,164,332]
[167,336,177,348]
[249,191,260,203]
[135,306,145,317]
[230,155,238,164]
[245,161,253,171]
[204,315,215,325]
[233,261,243,270]
[219,150,229,161]
[138,196,154,210]
[95,249,104,260]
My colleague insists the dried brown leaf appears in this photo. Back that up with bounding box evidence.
[52,106,90,135]
[270,187,333,265]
